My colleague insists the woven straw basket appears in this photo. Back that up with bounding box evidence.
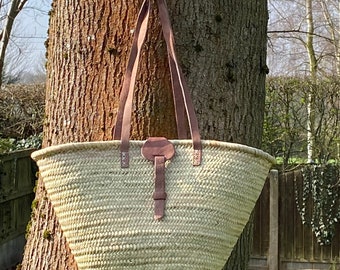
[34,0,276,268]
[32,140,275,269]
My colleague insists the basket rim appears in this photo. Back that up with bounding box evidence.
[31,139,276,164]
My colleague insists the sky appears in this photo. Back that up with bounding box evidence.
[7,1,294,78]
[7,0,321,78]
[6,0,51,76]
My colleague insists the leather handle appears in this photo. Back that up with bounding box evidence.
[113,0,150,142]
[157,0,202,165]
[114,0,202,167]
[113,0,186,141]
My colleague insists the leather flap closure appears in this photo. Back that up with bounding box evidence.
[141,137,175,161]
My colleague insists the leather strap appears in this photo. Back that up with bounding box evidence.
[113,0,151,167]
[113,0,150,142]
[153,156,166,220]
[113,0,186,141]
[157,0,202,165]
[114,0,202,167]
[141,137,175,220]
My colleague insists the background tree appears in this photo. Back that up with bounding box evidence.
[0,0,27,86]
[267,0,340,76]
[266,0,340,165]
[263,77,339,168]
[22,0,268,269]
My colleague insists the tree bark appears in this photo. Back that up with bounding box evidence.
[306,0,316,164]
[22,0,268,269]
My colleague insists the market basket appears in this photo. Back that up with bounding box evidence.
[32,0,276,269]
[32,140,275,269]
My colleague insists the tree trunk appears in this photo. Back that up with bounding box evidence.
[306,0,316,164]
[22,0,268,269]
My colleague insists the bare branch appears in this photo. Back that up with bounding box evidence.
[0,0,28,86]
[268,29,334,43]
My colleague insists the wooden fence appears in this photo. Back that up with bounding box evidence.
[0,149,36,270]
[250,169,340,270]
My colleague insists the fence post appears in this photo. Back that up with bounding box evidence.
[268,169,279,270]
